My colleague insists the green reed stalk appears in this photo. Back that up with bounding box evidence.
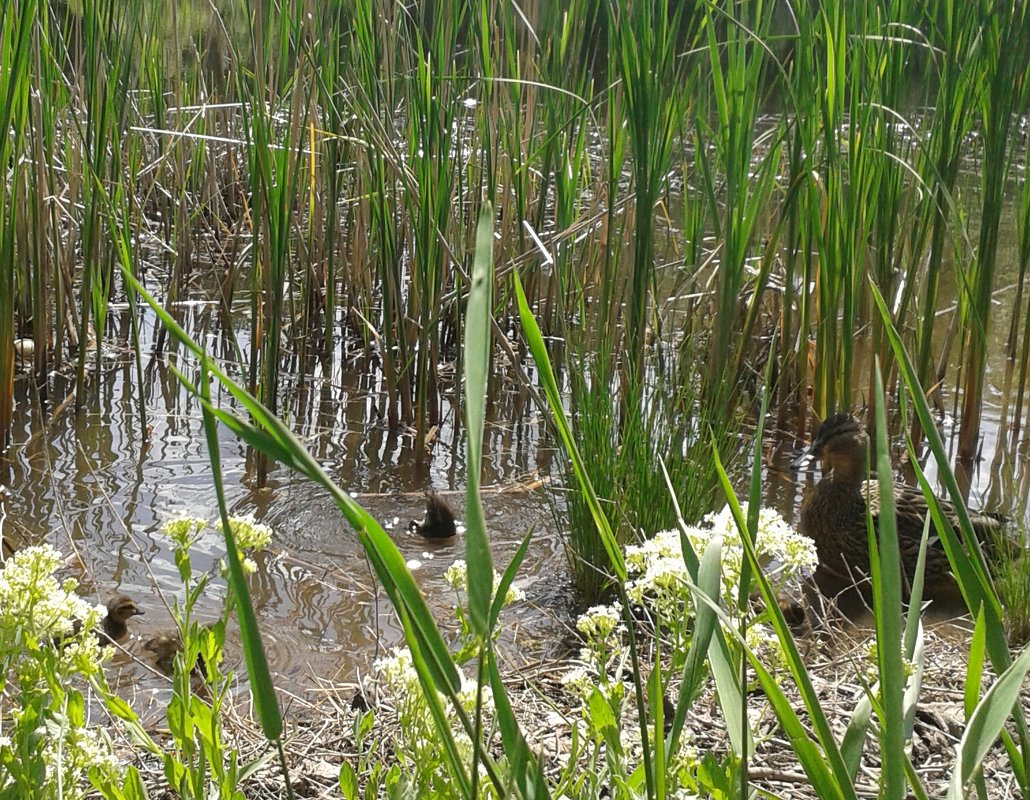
[609,0,685,381]
[402,0,466,454]
[0,0,35,451]
[957,3,1030,461]
[350,0,410,428]
[1012,145,1030,429]
[910,0,981,397]
[872,281,1030,793]
[776,0,825,420]
[238,0,308,429]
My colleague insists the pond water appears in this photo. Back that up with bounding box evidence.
[3,287,1026,708]
[1,304,577,706]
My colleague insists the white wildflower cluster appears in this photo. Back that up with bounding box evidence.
[160,513,207,550]
[215,514,273,551]
[374,647,496,796]
[444,558,525,606]
[698,504,818,597]
[626,504,816,629]
[161,512,274,576]
[0,546,122,798]
[575,602,625,676]
[216,514,274,574]
[558,504,817,795]
[560,602,627,712]
[0,545,107,665]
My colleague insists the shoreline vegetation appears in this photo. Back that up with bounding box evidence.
[3,1,1030,797]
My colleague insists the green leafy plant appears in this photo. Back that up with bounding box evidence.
[0,545,134,799]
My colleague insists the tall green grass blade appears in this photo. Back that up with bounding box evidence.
[197,362,287,775]
[464,205,495,636]
[869,364,907,799]
[512,268,624,582]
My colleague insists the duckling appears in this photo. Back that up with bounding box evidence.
[409,493,458,539]
[65,594,143,645]
[797,413,1006,597]
[142,631,186,674]
[98,595,145,644]
[142,624,213,676]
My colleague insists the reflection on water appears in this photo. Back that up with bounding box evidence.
[0,306,566,697]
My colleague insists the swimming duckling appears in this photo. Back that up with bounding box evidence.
[409,494,458,539]
[142,631,186,674]
[98,595,145,644]
[143,623,214,676]
[797,413,1007,598]
[65,594,143,646]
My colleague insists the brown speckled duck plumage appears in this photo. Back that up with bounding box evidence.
[799,413,1006,596]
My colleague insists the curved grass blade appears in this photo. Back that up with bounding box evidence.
[198,362,284,750]
[512,268,625,582]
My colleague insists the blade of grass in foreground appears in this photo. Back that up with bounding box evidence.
[464,205,495,638]
[467,205,550,799]
[869,364,907,800]
[514,266,662,796]
[710,438,859,800]
[871,279,1030,790]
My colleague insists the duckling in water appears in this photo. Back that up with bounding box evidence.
[98,595,145,644]
[66,594,144,645]
[798,413,1007,598]
[143,624,214,676]
[409,494,458,539]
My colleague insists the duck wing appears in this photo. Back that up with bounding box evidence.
[861,480,1012,553]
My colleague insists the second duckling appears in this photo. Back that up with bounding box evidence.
[409,494,458,539]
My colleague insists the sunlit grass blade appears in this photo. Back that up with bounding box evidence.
[512,268,624,582]
[197,362,286,773]
[869,364,907,799]
[464,205,495,636]
[710,436,859,800]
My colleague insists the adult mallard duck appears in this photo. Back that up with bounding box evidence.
[797,413,1006,597]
